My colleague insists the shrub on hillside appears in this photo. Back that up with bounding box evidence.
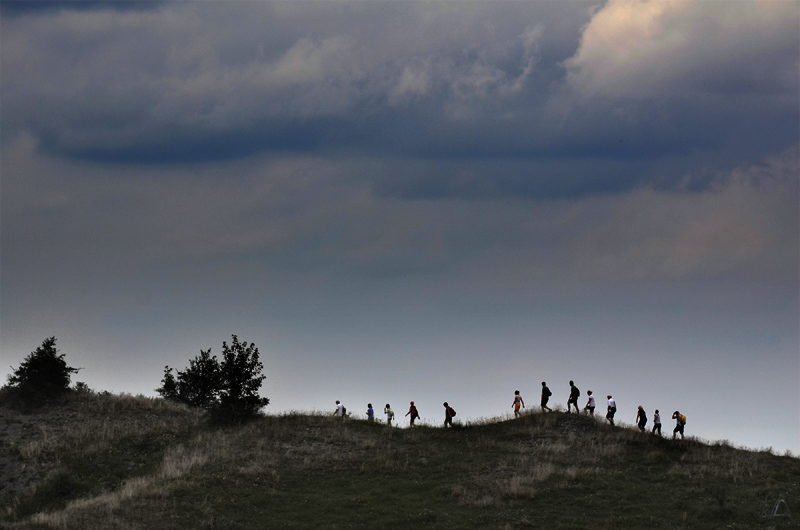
[218,336,269,421]
[4,337,80,404]
[156,335,269,421]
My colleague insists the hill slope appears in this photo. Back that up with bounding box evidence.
[1,392,797,529]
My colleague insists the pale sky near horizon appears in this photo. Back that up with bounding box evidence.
[1,0,798,455]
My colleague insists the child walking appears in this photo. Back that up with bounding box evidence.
[512,390,525,417]
[405,401,420,427]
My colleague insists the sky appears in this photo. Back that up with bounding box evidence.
[1,0,798,454]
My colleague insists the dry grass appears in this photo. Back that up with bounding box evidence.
[2,401,799,530]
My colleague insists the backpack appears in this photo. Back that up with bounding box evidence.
[680,414,686,425]
[341,406,346,416]
[572,386,580,398]
[387,409,394,418]
[448,406,456,417]
[544,387,552,397]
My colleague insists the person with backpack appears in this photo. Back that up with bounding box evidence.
[384,403,395,426]
[540,382,553,412]
[405,401,420,427]
[567,380,581,413]
[584,390,596,416]
[606,395,616,425]
[512,390,525,417]
[652,409,662,435]
[443,402,456,428]
[333,400,345,418]
[635,405,647,431]
[672,410,686,440]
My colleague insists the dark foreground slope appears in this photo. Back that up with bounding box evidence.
[1,392,797,530]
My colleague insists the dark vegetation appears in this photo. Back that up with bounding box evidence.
[156,335,269,422]
[4,337,80,406]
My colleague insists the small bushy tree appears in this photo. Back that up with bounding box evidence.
[156,335,269,421]
[6,337,80,403]
[218,336,270,421]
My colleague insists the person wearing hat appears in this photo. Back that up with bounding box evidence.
[405,401,420,427]
[635,405,647,431]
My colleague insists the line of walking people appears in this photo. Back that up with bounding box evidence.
[334,380,687,440]
[335,400,456,428]
[515,381,686,440]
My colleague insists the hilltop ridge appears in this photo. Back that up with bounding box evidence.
[1,391,797,529]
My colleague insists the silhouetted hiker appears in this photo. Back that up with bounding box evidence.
[540,382,552,412]
[606,395,616,425]
[584,390,595,416]
[652,409,662,435]
[405,401,420,427]
[443,402,456,428]
[672,411,686,440]
[333,400,344,418]
[512,390,525,417]
[636,405,647,431]
[367,403,374,421]
[567,380,580,413]
[384,404,394,426]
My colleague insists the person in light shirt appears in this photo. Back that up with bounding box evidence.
[652,409,662,435]
[583,390,596,416]
[606,395,616,425]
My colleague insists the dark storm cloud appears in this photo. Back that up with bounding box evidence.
[1,0,797,200]
[0,0,163,17]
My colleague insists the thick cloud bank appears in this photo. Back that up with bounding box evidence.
[2,1,796,198]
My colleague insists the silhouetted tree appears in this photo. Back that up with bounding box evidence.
[6,337,80,403]
[218,335,270,421]
[156,336,268,421]
[156,366,179,403]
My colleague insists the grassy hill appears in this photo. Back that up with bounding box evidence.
[1,391,797,529]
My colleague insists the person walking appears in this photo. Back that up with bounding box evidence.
[367,403,374,421]
[672,410,686,440]
[567,380,581,413]
[652,409,662,435]
[405,401,420,427]
[333,400,344,418]
[635,405,647,431]
[606,395,616,425]
[384,403,395,426]
[512,390,525,417]
[583,390,596,416]
[443,402,456,428]
[540,382,553,412]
